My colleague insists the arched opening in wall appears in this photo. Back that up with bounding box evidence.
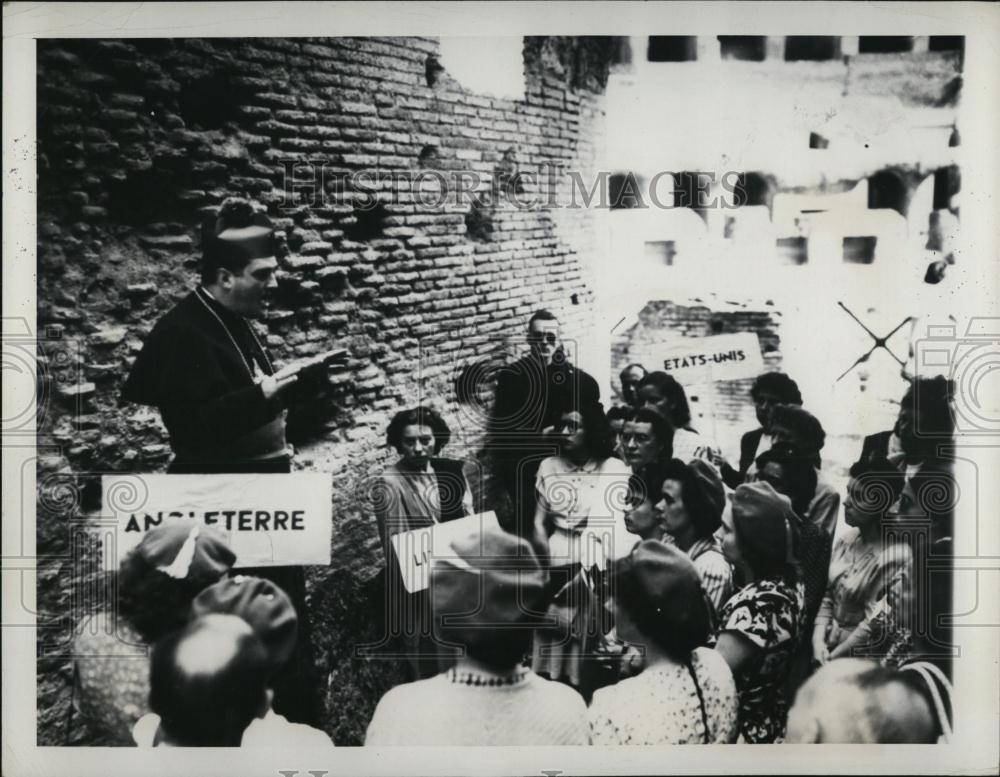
[929,36,964,53]
[343,201,388,242]
[784,36,841,61]
[932,165,960,211]
[644,240,676,266]
[177,68,249,131]
[647,36,698,63]
[776,237,808,265]
[673,171,709,224]
[609,172,645,209]
[843,236,877,264]
[867,170,909,216]
[718,36,766,62]
[858,36,913,54]
[732,172,772,208]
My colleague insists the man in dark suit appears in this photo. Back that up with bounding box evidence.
[489,309,600,540]
[120,199,332,725]
[717,371,803,489]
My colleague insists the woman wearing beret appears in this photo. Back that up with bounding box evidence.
[133,575,333,747]
[374,406,474,681]
[589,541,739,744]
[713,481,806,743]
[71,521,236,745]
[365,526,589,746]
[656,458,733,621]
[531,402,633,700]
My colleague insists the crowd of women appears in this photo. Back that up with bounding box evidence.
[69,357,957,746]
[366,364,957,745]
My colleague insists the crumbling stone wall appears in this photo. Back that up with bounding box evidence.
[35,36,613,745]
[611,299,783,457]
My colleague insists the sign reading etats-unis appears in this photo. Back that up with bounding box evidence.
[101,473,332,570]
[649,332,764,382]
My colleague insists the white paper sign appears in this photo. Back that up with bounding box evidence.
[389,511,501,594]
[648,332,764,382]
[101,473,332,570]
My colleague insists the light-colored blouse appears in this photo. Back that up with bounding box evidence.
[816,527,913,661]
[535,455,635,566]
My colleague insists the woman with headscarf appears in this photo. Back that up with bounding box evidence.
[531,401,632,700]
[655,458,733,621]
[365,525,589,746]
[713,481,805,743]
[589,541,739,744]
[374,406,474,680]
[71,521,236,744]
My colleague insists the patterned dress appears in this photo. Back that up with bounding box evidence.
[71,611,150,745]
[588,647,739,744]
[711,578,805,743]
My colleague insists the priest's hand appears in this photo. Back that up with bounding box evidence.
[260,372,298,400]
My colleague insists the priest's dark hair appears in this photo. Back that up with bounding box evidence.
[200,198,277,285]
[386,406,452,454]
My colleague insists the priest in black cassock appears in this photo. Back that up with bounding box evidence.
[121,199,327,726]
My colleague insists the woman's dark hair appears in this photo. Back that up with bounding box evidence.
[627,467,666,508]
[466,630,535,672]
[117,552,227,643]
[606,404,630,423]
[755,445,819,518]
[660,458,723,538]
[847,457,906,517]
[636,371,692,429]
[623,406,675,455]
[611,558,711,662]
[386,406,452,454]
[732,498,801,585]
[560,401,615,461]
[901,377,955,438]
[751,372,803,406]
[771,404,826,456]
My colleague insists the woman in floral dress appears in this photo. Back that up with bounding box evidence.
[713,481,806,743]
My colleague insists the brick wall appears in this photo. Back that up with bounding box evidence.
[35,36,615,745]
[611,299,783,457]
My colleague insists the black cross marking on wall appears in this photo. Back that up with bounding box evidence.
[836,301,913,382]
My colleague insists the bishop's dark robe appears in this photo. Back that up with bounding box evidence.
[120,287,321,725]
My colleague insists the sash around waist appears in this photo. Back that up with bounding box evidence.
[171,413,289,463]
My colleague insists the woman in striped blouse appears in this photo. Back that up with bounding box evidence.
[812,459,913,667]
[655,458,733,620]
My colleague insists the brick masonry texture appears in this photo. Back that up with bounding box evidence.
[35,36,616,745]
[611,299,783,458]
